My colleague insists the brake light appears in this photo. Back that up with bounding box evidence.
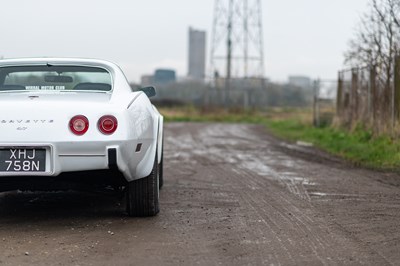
[98,115,118,135]
[69,115,89,135]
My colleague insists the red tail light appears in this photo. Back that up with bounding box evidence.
[69,115,89,135]
[98,115,118,135]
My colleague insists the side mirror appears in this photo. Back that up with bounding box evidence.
[140,86,156,98]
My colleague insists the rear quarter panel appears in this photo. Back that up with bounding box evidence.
[121,92,160,180]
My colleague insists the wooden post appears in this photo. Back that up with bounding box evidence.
[394,55,400,121]
[370,66,377,131]
[313,79,320,127]
[350,69,359,126]
[336,71,343,117]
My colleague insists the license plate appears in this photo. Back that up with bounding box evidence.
[0,148,46,172]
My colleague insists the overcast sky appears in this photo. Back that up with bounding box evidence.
[0,0,369,83]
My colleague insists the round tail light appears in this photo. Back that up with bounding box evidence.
[98,115,118,135]
[69,115,89,135]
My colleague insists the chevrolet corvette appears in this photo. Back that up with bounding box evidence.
[0,58,164,217]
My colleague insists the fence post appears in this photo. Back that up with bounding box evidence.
[367,68,371,119]
[313,79,320,127]
[336,71,343,118]
[394,55,400,123]
[370,66,377,131]
[350,69,359,126]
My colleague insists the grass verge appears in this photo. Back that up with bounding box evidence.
[160,106,400,170]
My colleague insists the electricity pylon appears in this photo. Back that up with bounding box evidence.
[210,0,265,91]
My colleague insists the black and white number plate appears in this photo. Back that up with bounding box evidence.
[0,148,46,172]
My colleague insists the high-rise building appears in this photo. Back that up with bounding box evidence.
[188,27,206,80]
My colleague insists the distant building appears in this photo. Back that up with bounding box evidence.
[140,75,154,86]
[214,77,267,90]
[154,69,176,84]
[140,69,177,86]
[288,76,312,90]
[188,27,206,81]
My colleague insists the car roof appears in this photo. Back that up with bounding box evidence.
[0,57,119,72]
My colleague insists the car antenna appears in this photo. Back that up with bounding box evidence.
[46,62,53,67]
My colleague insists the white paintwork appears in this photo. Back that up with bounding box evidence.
[0,58,163,182]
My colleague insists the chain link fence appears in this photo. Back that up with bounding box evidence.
[336,58,400,134]
[152,81,313,109]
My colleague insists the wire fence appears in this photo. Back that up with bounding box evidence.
[153,82,313,109]
[336,58,400,135]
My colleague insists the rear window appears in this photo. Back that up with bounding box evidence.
[0,65,112,92]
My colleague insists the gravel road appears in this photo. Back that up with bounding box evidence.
[0,122,399,265]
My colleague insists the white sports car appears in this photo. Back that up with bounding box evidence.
[0,58,164,217]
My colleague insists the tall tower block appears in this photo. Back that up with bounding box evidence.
[188,27,207,81]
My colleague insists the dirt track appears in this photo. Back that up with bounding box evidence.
[0,122,400,265]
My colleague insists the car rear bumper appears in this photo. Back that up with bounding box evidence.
[0,138,155,182]
[0,169,127,193]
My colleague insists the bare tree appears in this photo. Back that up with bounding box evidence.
[344,9,381,68]
[345,0,400,85]
[345,0,400,122]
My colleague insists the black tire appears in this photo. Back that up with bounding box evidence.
[126,153,159,217]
